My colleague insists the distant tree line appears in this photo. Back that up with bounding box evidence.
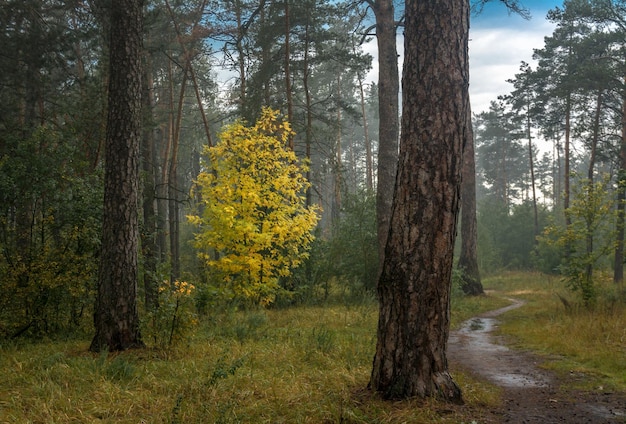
[0,0,386,339]
[2,0,625,342]
[473,0,626,300]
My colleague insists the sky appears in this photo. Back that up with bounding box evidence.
[468,0,563,113]
[214,1,564,116]
[362,0,563,115]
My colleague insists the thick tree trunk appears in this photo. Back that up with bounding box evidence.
[91,0,144,352]
[369,0,467,402]
[370,0,469,402]
[458,106,483,296]
[373,0,399,272]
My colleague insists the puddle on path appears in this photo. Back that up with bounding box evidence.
[449,298,626,422]
[448,299,551,389]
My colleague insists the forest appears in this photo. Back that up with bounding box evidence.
[1,0,626,422]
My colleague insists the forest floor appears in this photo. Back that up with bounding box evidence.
[448,295,626,423]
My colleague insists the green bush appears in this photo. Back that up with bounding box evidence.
[142,280,199,348]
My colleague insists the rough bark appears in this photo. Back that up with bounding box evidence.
[369,0,467,402]
[90,0,144,352]
[458,106,483,296]
[373,0,399,272]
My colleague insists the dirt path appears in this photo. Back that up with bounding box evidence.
[448,298,626,423]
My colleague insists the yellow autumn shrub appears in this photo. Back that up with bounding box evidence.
[188,108,320,305]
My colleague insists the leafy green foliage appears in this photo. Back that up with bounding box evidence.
[477,199,547,273]
[328,192,378,293]
[537,175,616,306]
[0,126,102,338]
[142,280,199,348]
[188,108,320,306]
[283,191,378,306]
[207,353,246,386]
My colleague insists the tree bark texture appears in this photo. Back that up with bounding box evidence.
[458,105,483,295]
[370,0,468,402]
[373,0,400,272]
[91,0,144,352]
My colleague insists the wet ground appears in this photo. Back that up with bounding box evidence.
[448,298,626,423]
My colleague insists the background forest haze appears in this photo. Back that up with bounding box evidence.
[1,0,625,343]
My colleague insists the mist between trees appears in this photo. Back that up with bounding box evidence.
[0,0,624,343]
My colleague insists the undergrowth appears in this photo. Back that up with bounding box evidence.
[6,273,621,422]
[0,285,501,423]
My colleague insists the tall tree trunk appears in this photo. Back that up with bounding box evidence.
[373,0,399,273]
[157,59,176,265]
[527,106,539,239]
[303,6,313,207]
[585,89,602,285]
[236,3,247,108]
[169,166,180,282]
[358,73,374,192]
[168,66,189,283]
[165,0,213,148]
[141,56,158,311]
[157,122,170,264]
[614,76,626,284]
[333,74,342,230]
[458,106,483,295]
[588,90,602,184]
[564,93,572,228]
[261,7,270,107]
[91,0,144,352]
[284,0,294,149]
[369,0,467,403]
[554,137,562,213]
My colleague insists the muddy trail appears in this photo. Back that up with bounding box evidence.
[448,297,626,423]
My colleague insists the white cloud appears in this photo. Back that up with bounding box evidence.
[469,20,556,113]
[362,19,556,115]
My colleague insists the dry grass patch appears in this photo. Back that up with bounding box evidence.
[0,294,504,423]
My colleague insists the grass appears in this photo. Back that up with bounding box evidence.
[3,273,623,422]
[0,289,502,423]
[483,271,626,391]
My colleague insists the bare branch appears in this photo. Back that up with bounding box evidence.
[471,0,532,20]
